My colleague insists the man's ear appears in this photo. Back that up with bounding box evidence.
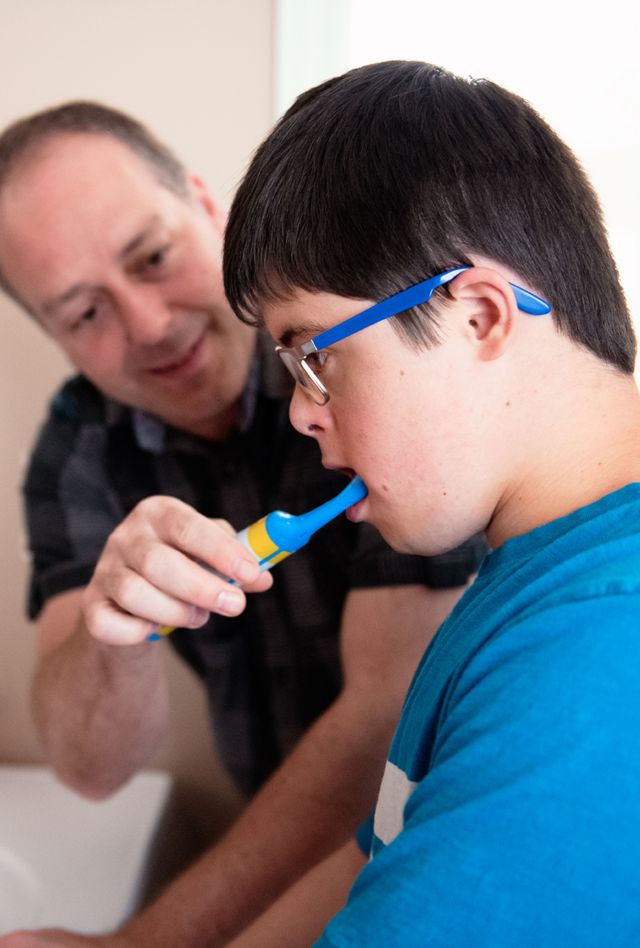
[188,173,227,235]
[446,266,518,361]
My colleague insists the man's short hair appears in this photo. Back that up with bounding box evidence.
[0,101,189,307]
[224,60,635,373]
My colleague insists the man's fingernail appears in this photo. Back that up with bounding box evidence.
[188,606,209,627]
[233,558,260,584]
[215,589,245,616]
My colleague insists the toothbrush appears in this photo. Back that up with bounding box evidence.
[150,475,368,639]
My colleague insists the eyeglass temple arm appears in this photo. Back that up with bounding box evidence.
[303,267,550,353]
[510,283,551,316]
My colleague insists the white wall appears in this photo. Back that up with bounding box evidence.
[0,0,275,841]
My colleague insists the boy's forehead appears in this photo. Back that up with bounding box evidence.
[262,288,372,345]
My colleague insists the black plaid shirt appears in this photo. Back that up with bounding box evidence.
[23,336,486,795]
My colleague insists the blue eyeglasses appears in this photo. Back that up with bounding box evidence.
[276,266,550,404]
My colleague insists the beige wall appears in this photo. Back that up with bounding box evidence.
[0,0,275,840]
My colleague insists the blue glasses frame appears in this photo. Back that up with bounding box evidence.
[276,266,551,404]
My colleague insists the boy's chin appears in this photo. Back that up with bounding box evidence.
[374,521,427,556]
[377,518,463,558]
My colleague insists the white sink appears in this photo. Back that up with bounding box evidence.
[0,766,179,935]
[0,847,44,931]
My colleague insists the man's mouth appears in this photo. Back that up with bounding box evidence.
[149,334,205,376]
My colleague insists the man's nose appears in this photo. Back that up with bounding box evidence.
[289,384,328,436]
[118,286,172,346]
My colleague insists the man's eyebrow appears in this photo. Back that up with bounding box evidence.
[41,216,163,317]
[42,282,92,318]
[119,215,162,259]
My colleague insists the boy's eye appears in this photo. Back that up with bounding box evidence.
[305,350,329,373]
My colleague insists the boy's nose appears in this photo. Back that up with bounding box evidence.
[289,384,327,436]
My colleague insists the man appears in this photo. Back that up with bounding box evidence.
[0,103,483,946]
[221,61,640,944]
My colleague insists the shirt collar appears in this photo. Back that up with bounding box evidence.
[106,331,292,456]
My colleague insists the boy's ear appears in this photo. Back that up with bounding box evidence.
[188,173,227,235]
[446,266,518,361]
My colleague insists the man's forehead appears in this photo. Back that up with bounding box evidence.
[5,132,160,207]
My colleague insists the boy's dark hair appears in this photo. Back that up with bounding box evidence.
[0,101,189,306]
[224,60,635,373]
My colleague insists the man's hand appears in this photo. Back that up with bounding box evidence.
[30,491,273,798]
[83,495,273,645]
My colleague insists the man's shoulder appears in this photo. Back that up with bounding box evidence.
[26,376,132,479]
[47,375,117,428]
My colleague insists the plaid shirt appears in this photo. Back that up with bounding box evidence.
[23,335,486,795]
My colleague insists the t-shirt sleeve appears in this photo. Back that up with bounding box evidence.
[22,386,123,619]
[315,595,640,946]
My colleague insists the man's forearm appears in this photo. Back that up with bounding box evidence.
[32,598,168,799]
[123,689,392,948]
[227,839,367,948]
[121,583,461,948]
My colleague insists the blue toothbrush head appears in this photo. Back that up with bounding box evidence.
[265,476,368,553]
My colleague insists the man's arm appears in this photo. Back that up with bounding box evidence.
[115,582,466,947]
[0,839,358,948]
[31,589,169,799]
[13,580,466,948]
[227,839,367,947]
[30,495,272,798]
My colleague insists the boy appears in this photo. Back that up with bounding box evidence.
[222,61,640,945]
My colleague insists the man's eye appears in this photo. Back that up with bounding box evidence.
[146,245,170,268]
[65,305,98,332]
[70,305,97,330]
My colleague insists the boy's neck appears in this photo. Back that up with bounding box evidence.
[486,350,640,549]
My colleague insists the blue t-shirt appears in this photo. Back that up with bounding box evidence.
[318,485,640,947]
